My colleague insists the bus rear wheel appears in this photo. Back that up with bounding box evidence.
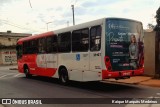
[59,68,69,85]
[24,66,32,78]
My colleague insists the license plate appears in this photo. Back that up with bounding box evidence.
[122,72,131,76]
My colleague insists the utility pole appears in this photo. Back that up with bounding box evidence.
[71,5,75,25]
[29,0,32,8]
[46,22,52,31]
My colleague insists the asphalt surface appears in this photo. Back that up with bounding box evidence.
[0,65,160,107]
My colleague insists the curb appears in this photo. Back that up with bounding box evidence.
[103,76,160,88]
[9,68,18,70]
[139,84,160,88]
[104,76,152,84]
[139,79,160,88]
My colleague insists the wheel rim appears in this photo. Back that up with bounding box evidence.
[61,75,67,83]
[60,68,68,83]
[25,68,28,75]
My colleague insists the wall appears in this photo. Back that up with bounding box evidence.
[0,32,31,65]
[0,36,18,65]
[0,50,2,65]
[1,49,17,64]
[144,31,156,76]
[0,36,17,47]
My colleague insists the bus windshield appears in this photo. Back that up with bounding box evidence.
[105,19,144,71]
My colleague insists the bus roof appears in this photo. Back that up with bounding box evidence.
[106,17,142,24]
[53,17,142,34]
[17,18,105,44]
[17,31,54,43]
[17,17,142,44]
[53,18,105,34]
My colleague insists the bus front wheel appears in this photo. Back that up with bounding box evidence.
[59,68,69,85]
[24,66,32,78]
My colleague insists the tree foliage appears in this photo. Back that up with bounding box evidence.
[154,7,160,31]
[147,23,155,29]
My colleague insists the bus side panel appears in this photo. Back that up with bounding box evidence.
[36,54,57,77]
[69,70,83,81]
[67,53,89,70]
[57,53,90,81]
[17,59,24,73]
[89,52,102,71]
[36,67,57,77]
[27,54,37,74]
[83,71,102,81]
[58,52,102,81]
[45,54,57,77]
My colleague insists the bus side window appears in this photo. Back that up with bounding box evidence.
[46,36,53,53]
[23,42,27,54]
[90,25,101,51]
[52,35,58,53]
[16,45,23,59]
[46,35,57,53]
[38,38,46,53]
[72,30,81,52]
[58,32,71,53]
[30,40,38,54]
[72,28,89,52]
[81,28,89,51]
[23,40,38,54]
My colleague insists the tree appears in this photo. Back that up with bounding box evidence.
[147,23,155,29]
[154,7,160,31]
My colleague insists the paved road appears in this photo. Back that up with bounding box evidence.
[0,65,160,107]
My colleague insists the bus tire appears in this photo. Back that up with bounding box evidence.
[59,67,69,85]
[24,66,32,78]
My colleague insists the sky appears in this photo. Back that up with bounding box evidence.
[0,0,159,34]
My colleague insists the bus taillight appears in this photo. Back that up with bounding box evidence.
[139,55,144,68]
[104,56,112,71]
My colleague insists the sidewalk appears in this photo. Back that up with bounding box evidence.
[104,76,160,88]
[0,65,18,71]
[140,78,160,87]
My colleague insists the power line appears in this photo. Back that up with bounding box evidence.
[29,0,32,8]
[3,22,39,32]
[0,19,41,32]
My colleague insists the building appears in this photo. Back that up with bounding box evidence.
[0,31,31,65]
[144,30,160,78]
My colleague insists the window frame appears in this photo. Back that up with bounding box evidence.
[46,35,58,53]
[57,32,71,53]
[90,25,101,52]
[16,44,23,59]
[72,28,89,52]
[38,37,46,54]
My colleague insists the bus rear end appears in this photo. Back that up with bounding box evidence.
[102,18,144,80]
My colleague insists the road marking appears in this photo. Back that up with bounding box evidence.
[157,93,160,96]
[13,73,22,77]
[0,74,9,78]
[0,73,18,79]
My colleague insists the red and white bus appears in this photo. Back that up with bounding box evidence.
[16,18,144,84]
